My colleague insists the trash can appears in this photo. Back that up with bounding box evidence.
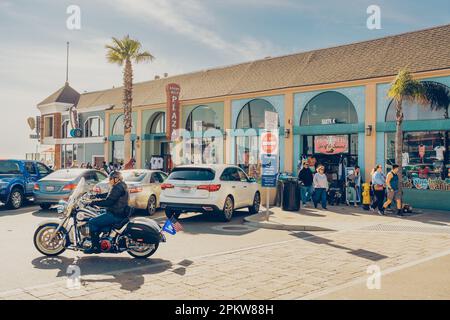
[282,177,301,211]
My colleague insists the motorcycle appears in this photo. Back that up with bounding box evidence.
[33,178,166,259]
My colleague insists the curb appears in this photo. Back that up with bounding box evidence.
[243,215,334,232]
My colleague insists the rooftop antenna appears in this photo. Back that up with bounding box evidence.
[65,41,69,85]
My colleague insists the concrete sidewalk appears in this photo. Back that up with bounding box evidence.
[244,205,450,232]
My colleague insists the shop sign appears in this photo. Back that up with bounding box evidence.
[321,118,336,125]
[166,83,181,140]
[260,130,279,155]
[314,135,348,154]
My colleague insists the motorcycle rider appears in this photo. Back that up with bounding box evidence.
[85,171,129,254]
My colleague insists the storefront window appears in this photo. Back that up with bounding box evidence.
[301,91,357,126]
[186,106,222,165]
[84,117,103,137]
[149,112,165,134]
[235,99,279,179]
[112,140,135,164]
[61,120,72,139]
[385,131,450,190]
[61,144,78,168]
[112,115,124,135]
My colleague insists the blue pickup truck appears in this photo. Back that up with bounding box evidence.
[0,160,53,209]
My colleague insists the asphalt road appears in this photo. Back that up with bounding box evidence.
[0,203,296,292]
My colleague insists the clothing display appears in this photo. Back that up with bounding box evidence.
[402,152,410,167]
[434,146,445,161]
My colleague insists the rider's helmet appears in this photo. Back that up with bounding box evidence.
[108,170,123,182]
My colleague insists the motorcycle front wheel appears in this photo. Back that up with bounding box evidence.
[33,223,67,256]
[127,241,159,259]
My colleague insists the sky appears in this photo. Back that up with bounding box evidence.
[0,0,449,158]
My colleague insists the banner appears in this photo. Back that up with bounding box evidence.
[166,83,181,140]
[314,135,348,154]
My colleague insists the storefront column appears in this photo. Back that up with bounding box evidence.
[104,112,110,163]
[284,92,294,173]
[136,109,143,168]
[224,98,232,164]
[365,83,377,182]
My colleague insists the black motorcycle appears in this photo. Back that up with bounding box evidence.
[33,178,165,259]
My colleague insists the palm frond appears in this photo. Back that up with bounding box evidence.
[421,81,450,112]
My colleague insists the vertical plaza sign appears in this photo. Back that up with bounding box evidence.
[166,83,181,140]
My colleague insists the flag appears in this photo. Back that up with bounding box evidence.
[162,218,183,235]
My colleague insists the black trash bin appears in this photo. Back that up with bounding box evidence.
[282,178,301,211]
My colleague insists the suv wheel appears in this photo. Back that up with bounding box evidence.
[165,209,181,220]
[7,187,23,209]
[147,195,157,216]
[220,196,234,222]
[248,192,261,214]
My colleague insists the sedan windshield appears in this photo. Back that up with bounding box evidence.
[0,161,21,174]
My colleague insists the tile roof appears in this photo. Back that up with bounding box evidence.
[71,24,450,109]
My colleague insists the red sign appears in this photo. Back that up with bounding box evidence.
[166,83,181,140]
[260,131,279,155]
[314,135,348,154]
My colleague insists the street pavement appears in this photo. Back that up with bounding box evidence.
[1,203,450,299]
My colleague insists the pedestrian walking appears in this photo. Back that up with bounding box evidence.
[370,164,386,215]
[346,169,358,207]
[298,160,314,207]
[382,164,403,216]
[313,165,329,210]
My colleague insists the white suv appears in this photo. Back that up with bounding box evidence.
[159,164,261,222]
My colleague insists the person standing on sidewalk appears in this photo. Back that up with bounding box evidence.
[313,165,329,210]
[370,164,386,215]
[383,164,403,216]
[298,160,314,207]
[346,169,358,207]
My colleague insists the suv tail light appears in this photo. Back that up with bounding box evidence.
[161,183,174,190]
[197,184,221,192]
[62,183,77,191]
[129,186,143,193]
[33,184,40,191]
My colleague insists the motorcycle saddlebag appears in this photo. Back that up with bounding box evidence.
[124,218,162,244]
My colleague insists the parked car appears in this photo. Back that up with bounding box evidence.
[93,169,168,216]
[0,159,53,209]
[33,169,107,210]
[159,164,260,222]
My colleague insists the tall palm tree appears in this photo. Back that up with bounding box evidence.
[388,69,449,199]
[106,35,154,164]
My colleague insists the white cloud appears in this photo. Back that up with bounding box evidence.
[102,0,279,61]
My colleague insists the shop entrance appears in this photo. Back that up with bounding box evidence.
[301,134,358,186]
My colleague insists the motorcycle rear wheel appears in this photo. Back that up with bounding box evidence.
[34,223,67,256]
[127,242,159,259]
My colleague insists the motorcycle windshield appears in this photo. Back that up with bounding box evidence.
[69,177,86,203]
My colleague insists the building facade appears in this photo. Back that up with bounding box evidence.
[36,25,450,210]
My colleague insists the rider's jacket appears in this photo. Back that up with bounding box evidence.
[91,181,129,218]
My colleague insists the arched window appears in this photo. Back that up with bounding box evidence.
[186,105,220,131]
[112,114,124,135]
[385,83,449,121]
[236,99,279,129]
[300,91,358,126]
[84,117,104,137]
[147,112,165,134]
[61,120,71,138]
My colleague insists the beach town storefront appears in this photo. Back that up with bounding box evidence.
[38,25,450,210]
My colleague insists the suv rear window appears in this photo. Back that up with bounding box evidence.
[0,161,21,174]
[169,168,215,181]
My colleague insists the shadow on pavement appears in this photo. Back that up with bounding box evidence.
[290,231,388,262]
[0,203,39,218]
[31,255,193,292]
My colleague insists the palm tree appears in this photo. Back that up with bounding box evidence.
[106,35,154,163]
[388,69,449,199]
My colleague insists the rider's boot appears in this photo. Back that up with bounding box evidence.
[84,232,101,254]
